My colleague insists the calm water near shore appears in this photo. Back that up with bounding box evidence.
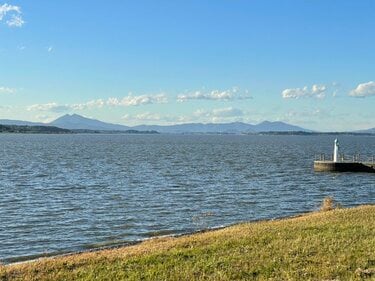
[0,134,374,263]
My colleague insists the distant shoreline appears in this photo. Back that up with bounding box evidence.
[0,125,374,136]
[0,124,159,135]
[256,131,375,136]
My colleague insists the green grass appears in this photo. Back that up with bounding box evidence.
[1,205,374,281]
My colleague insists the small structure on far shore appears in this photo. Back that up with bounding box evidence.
[314,139,375,173]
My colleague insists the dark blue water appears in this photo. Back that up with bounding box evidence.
[0,134,374,263]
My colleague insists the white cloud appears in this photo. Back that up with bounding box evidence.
[177,87,251,102]
[311,85,326,96]
[0,3,25,27]
[0,4,20,19]
[282,84,327,99]
[0,86,16,94]
[106,97,119,106]
[349,81,375,98]
[107,93,167,106]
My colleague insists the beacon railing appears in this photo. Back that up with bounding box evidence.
[315,154,375,163]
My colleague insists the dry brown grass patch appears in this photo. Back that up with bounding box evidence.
[320,196,336,211]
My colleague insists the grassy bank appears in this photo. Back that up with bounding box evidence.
[1,205,374,281]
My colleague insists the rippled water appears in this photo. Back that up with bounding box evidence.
[0,134,374,263]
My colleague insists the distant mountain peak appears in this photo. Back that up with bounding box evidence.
[254,120,311,132]
[355,127,375,134]
[50,114,130,131]
[56,113,89,120]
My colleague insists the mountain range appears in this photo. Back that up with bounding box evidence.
[131,120,309,134]
[355,128,375,134]
[0,114,374,134]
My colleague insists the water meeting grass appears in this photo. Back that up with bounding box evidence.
[1,205,374,281]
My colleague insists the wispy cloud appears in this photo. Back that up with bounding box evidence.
[7,14,24,27]
[122,112,163,122]
[26,93,168,113]
[177,87,251,102]
[122,112,191,125]
[282,84,327,99]
[0,86,16,94]
[0,3,25,27]
[349,81,375,98]
[122,107,245,125]
[194,107,244,118]
[71,99,105,110]
[27,103,71,113]
[0,105,12,111]
[34,114,55,123]
[27,100,105,112]
[284,108,331,121]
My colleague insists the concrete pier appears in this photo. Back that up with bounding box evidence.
[314,161,375,173]
[314,139,374,173]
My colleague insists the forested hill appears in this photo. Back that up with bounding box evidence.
[0,125,72,134]
[0,124,159,134]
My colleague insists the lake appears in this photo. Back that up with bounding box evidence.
[0,134,374,263]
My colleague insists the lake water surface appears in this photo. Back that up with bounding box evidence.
[0,134,374,263]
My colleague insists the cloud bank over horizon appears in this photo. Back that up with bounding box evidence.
[2,81,371,131]
[26,93,169,113]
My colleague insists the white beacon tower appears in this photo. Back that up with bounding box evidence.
[333,139,339,163]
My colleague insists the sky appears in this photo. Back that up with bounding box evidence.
[0,0,374,131]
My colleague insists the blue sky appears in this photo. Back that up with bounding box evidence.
[0,0,374,131]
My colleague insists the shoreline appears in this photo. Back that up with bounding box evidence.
[2,204,374,280]
[4,225,226,266]
[3,208,319,266]
[1,205,354,266]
